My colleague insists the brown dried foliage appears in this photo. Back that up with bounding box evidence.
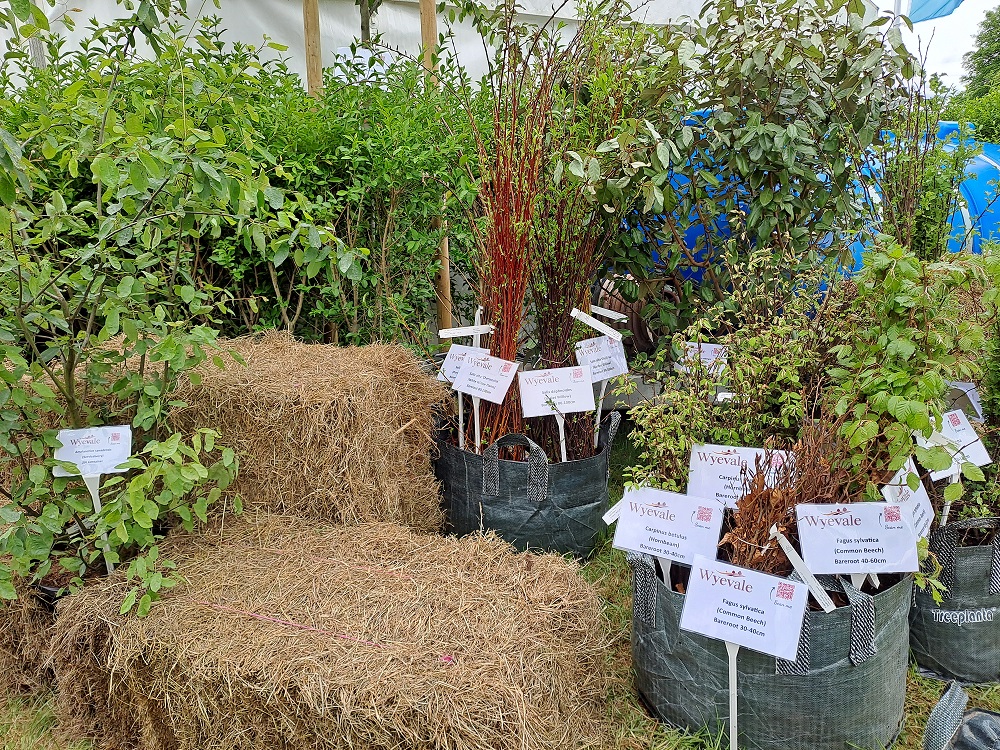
[49,514,609,750]
[722,412,892,577]
[169,331,448,532]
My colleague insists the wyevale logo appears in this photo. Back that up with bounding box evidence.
[699,567,753,592]
[523,371,559,385]
[696,449,744,468]
[69,435,101,447]
[799,508,861,529]
[628,501,675,521]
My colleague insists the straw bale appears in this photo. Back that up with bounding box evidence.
[50,515,608,750]
[0,576,55,698]
[168,331,448,532]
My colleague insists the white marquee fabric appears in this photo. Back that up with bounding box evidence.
[35,0,703,81]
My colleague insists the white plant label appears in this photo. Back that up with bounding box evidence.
[917,409,992,481]
[612,487,725,565]
[881,457,934,539]
[679,554,808,661]
[53,426,132,477]
[452,354,519,404]
[575,336,629,382]
[795,502,919,575]
[437,344,489,384]
[687,444,791,508]
[947,382,984,423]
[678,342,727,375]
[518,365,596,418]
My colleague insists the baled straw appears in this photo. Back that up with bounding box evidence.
[50,514,609,750]
[169,331,448,532]
[0,575,55,697]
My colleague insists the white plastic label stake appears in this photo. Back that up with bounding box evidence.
[769,525,836,613]
[570,307,623,341]
[589,304,628,322]
[472,397,482,454]
[438,324,493,339]
[555,413,568,463]
[594,379,609,448]
[457,393,465,450]
[941,470,962,527]
[602,500,623,525]
[726,641,740,750]
[82,474,115,574]
[473,306,485,348]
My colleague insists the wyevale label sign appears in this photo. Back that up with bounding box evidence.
[575,335,629,382]
[612,487,725,565]
[795,502,919,575]
[679,554,808,660]
[451,354,519,404]
[437,344,489,384]
[518,365,595,418]
[687,444,792,508]
[53,426,132,477]
[881,457,934,538]
[677,342,727,376]
[916,408,992,481]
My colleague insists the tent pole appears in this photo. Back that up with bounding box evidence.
[303,0,323,98]
[420,0,453,334]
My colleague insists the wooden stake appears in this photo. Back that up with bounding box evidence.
[302,0,323,98]
[419,0,438,75]
[419,0,451,335]
[435,218,452,332]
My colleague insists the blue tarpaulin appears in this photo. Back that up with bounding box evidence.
[907,0,966,23]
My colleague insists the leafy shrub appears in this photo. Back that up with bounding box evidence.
[604,0,915,340]
[622,245,839,489]
[0,5,287,610]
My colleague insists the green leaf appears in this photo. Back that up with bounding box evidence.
[0,579,16,600]
[961,462,986,483]
[0,174,15,206]
[120,589,137,614]
[915,444,954,473]
[10,0,32,22]
[263,187,283,209]
[943,481,963,503]
[91,156,118,187]
[137,593,152,617]
[847,420,878,450]
[129,161,149,192]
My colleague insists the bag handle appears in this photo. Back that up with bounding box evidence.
[924,682,969,750]
[930,517,1000,597]
[482,433,549,503]
[599,410,622,452]
[840,576,878,666]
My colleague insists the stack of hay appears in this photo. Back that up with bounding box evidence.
[0,577,54,696]
[169,331,448,532]
[50,515,608,750]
